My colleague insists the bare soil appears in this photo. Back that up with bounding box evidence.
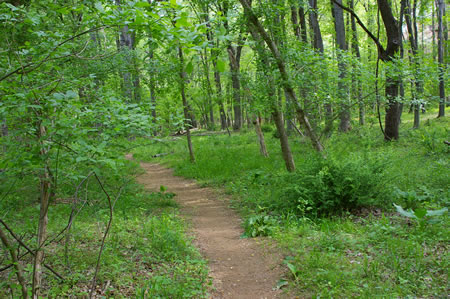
[136,162,287,299]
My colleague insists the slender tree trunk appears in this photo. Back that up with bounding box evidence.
[116,0,134,101]
[228,45,243,130]
[437,0,446,117]
[212,44,228,130]
[240,0,324,152]
[273,108,295,171]
[309,0,332,127]
[247,19,297,170]
[178,46,195,163]
[405,0,422,128]
[309,0,324,51]
[291,5,301,40]
[350,0,364,125]
[254,115,269,157]
[331,0,351,132]
[398,0,406,124]
[298,4,308,43]
[32,124,51,299]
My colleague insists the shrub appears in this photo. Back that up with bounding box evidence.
[257,155,390,217]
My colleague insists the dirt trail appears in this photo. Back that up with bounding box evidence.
[136,162,286,299]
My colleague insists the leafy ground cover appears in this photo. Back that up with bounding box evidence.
[132,110,449,297]
[0,158,210,298]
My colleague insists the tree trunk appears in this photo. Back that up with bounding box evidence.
[246,17,297,171]
[178,46,195,163]
[405,0,422,128]
[240,0,324,152]
[299,4,308,43]
[116,0,134,101]
[32,124,51,299]
[273,108,295,172]
[228,45,243,130]
[437,0,446,117]
[331,0,351,132]
[378,0,401,140]
[309,0,324,51]
[253,115,269,157]
[350,0,364,125]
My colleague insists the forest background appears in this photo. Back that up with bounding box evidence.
[0,0,448,297]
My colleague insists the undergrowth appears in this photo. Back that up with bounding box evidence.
[132,112,449,297]
[0,158,210,298]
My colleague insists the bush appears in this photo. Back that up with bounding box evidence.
[255,154,390,217]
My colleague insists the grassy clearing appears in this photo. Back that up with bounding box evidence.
[132,110,449,297]
[0,159,210,298]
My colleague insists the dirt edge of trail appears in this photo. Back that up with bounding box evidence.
[136,161,290,299]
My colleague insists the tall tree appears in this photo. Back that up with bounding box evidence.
[239,0,324,152]
[436,0,446,117]
[222,2,244,130]
[333,0,402,140]
[350,0,364,125]
[331,0,351,132]
[404,0,422,128]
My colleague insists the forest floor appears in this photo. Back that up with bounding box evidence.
[135,161,288,298]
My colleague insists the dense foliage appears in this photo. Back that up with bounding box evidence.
[0,0,448,297]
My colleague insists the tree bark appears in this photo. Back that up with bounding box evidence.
[378,0,401,139]
[309,0,324,52]
[228,45,243,130]
[331,0,351,132]
[437,0,446,117]
[178,46,195,163]
[299,4,308,43]
[350,0,364,125]
[253,115,269,157]
[405,0,422,128]
[116,0,134,101]
[32,124,51,299]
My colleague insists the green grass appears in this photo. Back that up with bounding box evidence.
[131,110,449,298]
[0,158,210,298]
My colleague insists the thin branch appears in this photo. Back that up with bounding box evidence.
[331,0,385,55]
[89,174,123,299]
[0,26,109,82]
[0,225,28,299]
[0,219,64,281]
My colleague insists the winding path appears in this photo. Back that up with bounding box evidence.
[136,162,286,299]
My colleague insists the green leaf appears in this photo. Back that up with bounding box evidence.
[95,2,104,13]
[216,59,226,72]
[414,208,427,219]
[426,207,448,217]
[185,61,194,75]
[393,204,416,219]
[175,16,190,28]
